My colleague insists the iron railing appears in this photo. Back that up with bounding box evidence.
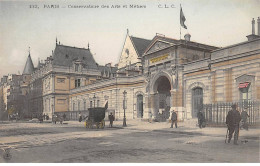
[55,110,89,121]
[203,101,260,126]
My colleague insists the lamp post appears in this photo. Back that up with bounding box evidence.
[51,104,54,120]
[93,94,96,108]
[123,90,127,127]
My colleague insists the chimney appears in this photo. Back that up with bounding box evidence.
[184,33,191,41]
[258,17,260,36]
[246,18,260,41]
[252,18,255,35]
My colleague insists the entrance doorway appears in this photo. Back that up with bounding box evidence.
[154,76,171,121]
[192,87,203,118]
[137,94,143,118]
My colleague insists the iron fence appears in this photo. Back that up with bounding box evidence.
[203,101,260,126]
[55,110,89,121]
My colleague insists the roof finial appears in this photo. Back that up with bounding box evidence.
[56,37,58,45]
[88,42,90,49]
[127,28,129,35]
[28,47,30,55]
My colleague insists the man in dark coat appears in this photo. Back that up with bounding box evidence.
[240,108,250,130]
[197,110,205,129]
[226,104,241,145]
[63,113,66,121]
[170,110,177,128]
[108,112,115,128]
[79,112,82,122]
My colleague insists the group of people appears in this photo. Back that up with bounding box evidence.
[170,104,250,146]
[42,114,50,121]
[170,109,206,129]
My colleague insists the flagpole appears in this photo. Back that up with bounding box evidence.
[180,4,181,40]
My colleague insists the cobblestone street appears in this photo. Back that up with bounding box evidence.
[0,120,259,163]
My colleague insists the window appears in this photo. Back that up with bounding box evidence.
[240,83,252,101]
[75,64,78,71]
[75,79,81,88]
[57,78,65,83]
[84,101,86,110]
[78,101,80,111]
[73,103,75,111]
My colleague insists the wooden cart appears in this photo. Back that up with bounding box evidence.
[85,107,106,129]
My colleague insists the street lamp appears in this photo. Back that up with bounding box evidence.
[123,90,127,127]
[93,94,96,108]
[51,104,54,117]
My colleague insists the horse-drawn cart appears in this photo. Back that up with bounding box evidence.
[85,107,106,129]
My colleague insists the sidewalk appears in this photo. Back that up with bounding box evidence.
[65,119,260,140]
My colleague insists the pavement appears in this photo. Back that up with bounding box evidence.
[0,119,259,163]
[64,118,260,140]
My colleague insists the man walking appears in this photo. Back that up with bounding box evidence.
[197,110,205,129]
[170,110,177,128]
[226,104,241,145]
[108,112,115,128]
[241,108,250,130]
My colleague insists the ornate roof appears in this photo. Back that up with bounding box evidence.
[53,44,98,69]
[130,36,151,57]
[23,54,34,75]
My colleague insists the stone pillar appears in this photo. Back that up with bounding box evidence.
[148,93,159,120]
[143,93,150,119]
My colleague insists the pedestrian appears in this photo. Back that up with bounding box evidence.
[52,114,57,124]
[63,113,66,121]
[226,104,241,145]
[108,112,115,128]
[46,114,49,120]
[197,110,205,129]
[79,112,82,122]
[170,110,177,128]
[240,108,250,130]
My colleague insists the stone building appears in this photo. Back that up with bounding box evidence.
[1,18,259,123]
[70,18,260,122]
[0,74,24,117]
[30,40,117,117]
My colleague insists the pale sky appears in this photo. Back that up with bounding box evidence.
[0,0,259,78]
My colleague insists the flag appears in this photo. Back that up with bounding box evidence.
[180,7,187,29]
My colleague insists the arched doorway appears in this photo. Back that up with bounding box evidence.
[192,87,203,118]
[137,94,143,118]
[153,76,171,121]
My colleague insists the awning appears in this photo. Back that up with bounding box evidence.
[238,82,250,88]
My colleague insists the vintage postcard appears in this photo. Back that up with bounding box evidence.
[0,0,259,163]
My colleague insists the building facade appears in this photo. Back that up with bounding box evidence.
[1,18,259,123]
[70,20,260,122]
